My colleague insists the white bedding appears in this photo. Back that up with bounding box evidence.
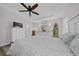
[69,34,79,56]
[7,32,73,56]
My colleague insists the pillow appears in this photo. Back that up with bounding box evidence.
[61,32,77,46]
[69,35,79,56]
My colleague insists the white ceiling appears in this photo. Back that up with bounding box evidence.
[0,3,79,22]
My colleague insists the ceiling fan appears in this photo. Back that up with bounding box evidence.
[19,3,39,16]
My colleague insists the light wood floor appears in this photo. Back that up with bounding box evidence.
[0,44,11,56]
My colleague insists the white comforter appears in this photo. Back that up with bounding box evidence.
[7,33,73,56]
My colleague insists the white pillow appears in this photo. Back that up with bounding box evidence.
[61,32,77,45]
[69,35,79,56]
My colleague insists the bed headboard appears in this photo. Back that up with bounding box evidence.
[68,15,79,33]
[75,21,79,33]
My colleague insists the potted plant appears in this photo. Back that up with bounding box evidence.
[53,23,59,37]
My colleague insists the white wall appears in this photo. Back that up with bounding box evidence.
[64,3,79,19]
[0,6,28,46]
[62,18,68,35]
[0,7,12,46]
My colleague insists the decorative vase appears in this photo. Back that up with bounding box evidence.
[32,30,36,36]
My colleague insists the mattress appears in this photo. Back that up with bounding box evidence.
[7,32,73,56]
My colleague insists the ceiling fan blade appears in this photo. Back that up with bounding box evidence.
[31,3,38,10]
[19,10,28,12]
[20,3,28,9]
[32,11,39,15]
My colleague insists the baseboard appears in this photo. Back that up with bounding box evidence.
[0,42,10,47]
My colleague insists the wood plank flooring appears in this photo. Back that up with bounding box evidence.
[0,44,11,56]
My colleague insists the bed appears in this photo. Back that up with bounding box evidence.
[7,32,74,56]
[7,15,79,56]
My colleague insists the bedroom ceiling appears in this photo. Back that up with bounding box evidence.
[0,3,79,22]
